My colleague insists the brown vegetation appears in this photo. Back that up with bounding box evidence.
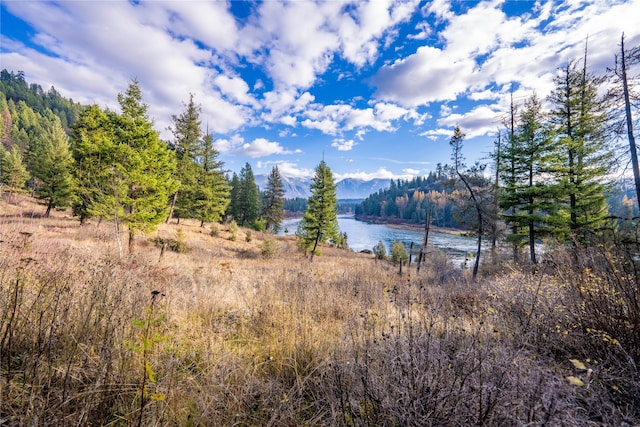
[1,195,639,426]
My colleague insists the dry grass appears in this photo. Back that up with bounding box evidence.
[1,195,639,426]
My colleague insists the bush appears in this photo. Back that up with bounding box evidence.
[373,240,386,260]
[209,223,220,237]
[228,220,238,241]
[253,219,266,232]
[260,236,278,259]
[390,241,408,265]
[245,230,252,243]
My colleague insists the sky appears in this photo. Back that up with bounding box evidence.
[1,0,639,181]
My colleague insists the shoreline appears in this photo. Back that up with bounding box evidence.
[353,215,470,236]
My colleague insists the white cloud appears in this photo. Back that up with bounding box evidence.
[273,161,315,179]
[336,167,416,181]
[229,137,301,158]
[437,105,506,139]
[332,138,357,151]
[402,168,421,175]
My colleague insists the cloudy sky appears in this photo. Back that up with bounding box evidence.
[1,0,639,180]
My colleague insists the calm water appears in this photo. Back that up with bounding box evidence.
[280,215,482,266]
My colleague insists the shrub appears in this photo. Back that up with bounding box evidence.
[228,220,238,241]
[373,240,386,260]
[390,241,408,265]
[253,219,266,232]
[260,236,278,259]
[209,223,219,237]
[245,230,252,243]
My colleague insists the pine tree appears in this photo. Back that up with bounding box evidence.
[168,93,202,222]
[227,172,241,221]
[237,163,259,227]
[115,80,178,252]
[194,133,229,226]
[28,118,76,216]
[548,54,611,241]
[500,94,559,263]
[296,160,339,261]
[0,145,28,202]
[70,104,120,224]
[261,165,285,232]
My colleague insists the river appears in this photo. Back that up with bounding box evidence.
[280,215,482,267]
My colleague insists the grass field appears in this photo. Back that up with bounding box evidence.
[1,195,639,426]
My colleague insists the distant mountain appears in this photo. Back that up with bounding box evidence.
[254,174,312,199]
[255,175,390,200]
[336,178,391,199]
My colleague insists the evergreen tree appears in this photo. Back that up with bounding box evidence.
[0,145,28,202]
[28,118,76,216]
[168,93,202,222]
[261,165,285,232]
[548,55,611,240]
[194,133,229,226]
[500,94,559,263]
[227,172,241,220]
[115,80,178,252]
[296,160,339,261]
[70,105,120,224]
[237,163,259,227]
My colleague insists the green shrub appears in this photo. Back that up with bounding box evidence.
[373,240,386,260]
[260,237,278,259]
[228,220,238,241]
[245,230,253,243]
[390,241,408,265]
[209,223,220,237]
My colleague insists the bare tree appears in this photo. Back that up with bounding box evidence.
[609,33,640,212]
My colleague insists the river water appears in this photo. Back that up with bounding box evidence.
[280,215,481,266]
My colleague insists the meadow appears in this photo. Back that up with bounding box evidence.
[1,195,639,426]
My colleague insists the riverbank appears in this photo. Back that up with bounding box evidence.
[354,214,470,236]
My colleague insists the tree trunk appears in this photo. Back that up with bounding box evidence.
[621,34,640,212]
[166,191,178,223]
[45,203,52,218]
[128,227,135,254]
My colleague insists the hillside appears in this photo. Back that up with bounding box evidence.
[1,194,639,426]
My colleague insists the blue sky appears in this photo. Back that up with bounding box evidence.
[1,0,639,180]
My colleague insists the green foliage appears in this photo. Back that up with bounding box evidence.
[70,81,178,251]
[0,145,28,194]
[228,220,238,241]
[0,69,83,131]
[245,230,252,243]
[389,241,408,265]
[548,58,611,240]
[27,118,76,216]
[260,236,279,259]
[253,218,266,232]
[124,291,167,425]
[296,161,339,259]
[499,94,561,263]
[261,165,285,232]
[373,240,387,260]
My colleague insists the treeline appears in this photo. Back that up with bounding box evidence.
[0,69,84,132]
[355,165,486,229]
[0,74,288,253]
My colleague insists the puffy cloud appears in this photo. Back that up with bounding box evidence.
[216,137,301,158]
[336,167,416,180]
[332,138,357,151]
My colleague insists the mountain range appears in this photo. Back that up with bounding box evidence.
[254,175,391,200]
